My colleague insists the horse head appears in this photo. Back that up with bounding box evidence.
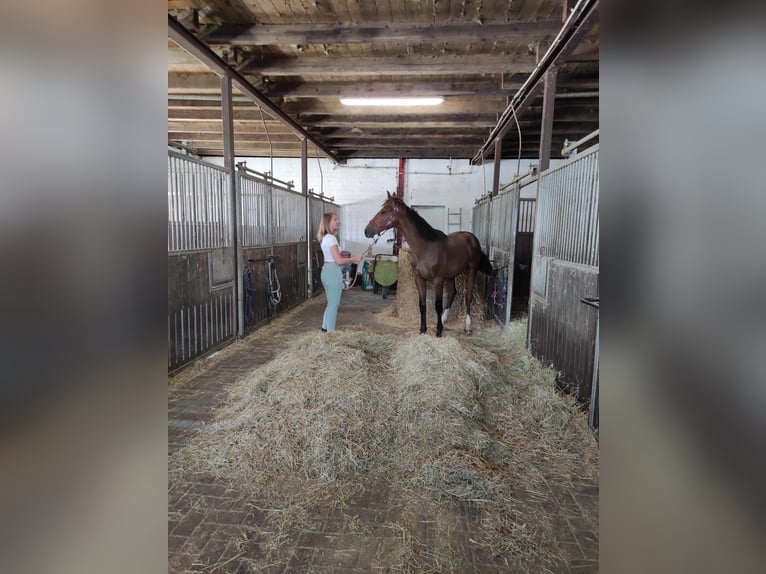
[364,191,403,238]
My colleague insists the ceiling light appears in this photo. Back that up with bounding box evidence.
[340,97,444,107]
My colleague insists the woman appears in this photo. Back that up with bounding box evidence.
[317,212,363,332]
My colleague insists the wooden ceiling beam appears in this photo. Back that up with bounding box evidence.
[169,132,301,143]
[301,119,498,129]
[168,15,342,163]
[168,120,299,133]
[281,99,507,115]
[241,54,536,76]
[274,77,599,98]
[167,73,598,98]
[201,20,563,46]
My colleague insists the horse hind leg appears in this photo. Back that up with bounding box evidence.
[414,274,428,334]
[441,278,457,324]
[464,269,478,335]
[433,278,445,337]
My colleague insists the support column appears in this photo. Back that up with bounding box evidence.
[222,73,243,338]
[394,158,405,256]
[302,138,312,298]
[538,67,558,175]
[492,138,502,197]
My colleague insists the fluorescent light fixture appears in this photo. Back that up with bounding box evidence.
[340,97,444,107]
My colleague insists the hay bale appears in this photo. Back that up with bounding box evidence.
[395,247,488,328]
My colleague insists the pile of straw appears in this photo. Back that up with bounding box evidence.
[171,321,598,570]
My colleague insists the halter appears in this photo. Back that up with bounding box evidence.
[382,205,400,231]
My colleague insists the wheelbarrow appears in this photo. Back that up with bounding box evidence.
[371,254,398,299]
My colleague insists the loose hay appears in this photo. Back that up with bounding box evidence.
[171,320,598,571]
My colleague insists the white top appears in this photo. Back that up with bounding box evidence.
[321,233,339,263]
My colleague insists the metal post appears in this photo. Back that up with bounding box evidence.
[222,73,243,338]
[505,183,521,327]
[492,139,502,197]
[302,138,312,298]
[394,158,405,255]
[538,67,558,174]
[589,309,599,429]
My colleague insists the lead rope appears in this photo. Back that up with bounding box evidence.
[343,230,389,290]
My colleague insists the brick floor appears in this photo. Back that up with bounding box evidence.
[169,289,599,573]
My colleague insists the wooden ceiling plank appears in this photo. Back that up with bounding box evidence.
[201,20,563,46]
[241,54,536,76]
[168,15,342,163]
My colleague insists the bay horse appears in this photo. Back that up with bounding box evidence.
[364,192,493,337]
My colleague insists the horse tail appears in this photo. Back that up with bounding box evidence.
[479,250,494,275]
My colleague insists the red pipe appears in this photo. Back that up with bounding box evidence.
[395,157,405,255]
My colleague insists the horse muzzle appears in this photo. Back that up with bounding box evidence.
[364,225,377,238]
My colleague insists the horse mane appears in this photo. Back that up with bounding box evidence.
[395,199,447,240]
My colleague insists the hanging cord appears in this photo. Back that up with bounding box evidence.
[316,156,324,196]
[267,258,281,308]
[510,103,522,178]
[258,106,274,178]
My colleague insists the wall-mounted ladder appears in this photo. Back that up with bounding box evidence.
[448,208,462,233]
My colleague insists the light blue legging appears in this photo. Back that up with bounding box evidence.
[321,263,343,331]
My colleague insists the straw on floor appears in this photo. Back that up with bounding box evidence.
[171,319,598,571]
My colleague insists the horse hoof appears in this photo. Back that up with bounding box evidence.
[436,331,442,338]
[464,329,473,335]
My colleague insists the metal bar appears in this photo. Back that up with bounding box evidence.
[302,139,309,297]
[168,158,176,251]
[168,149,229,172]
[590,159,599,266]
[575,155,587,264]
[562,128,600,156]
[235,171,244,338]
[168,15,342,164]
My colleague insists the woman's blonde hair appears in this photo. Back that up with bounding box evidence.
[316,212,337,241]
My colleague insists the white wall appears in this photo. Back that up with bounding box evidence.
[204,155,546,256]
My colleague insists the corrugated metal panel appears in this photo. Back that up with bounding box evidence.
[535,146,599,267]
[518,198,537,233]
[529,262,597,404]
[472,201,489,249]
[168,283,235,371]
[529,144,599,410]
[167,151,231,253]
[240,174,272,247]
[272,187,307,245]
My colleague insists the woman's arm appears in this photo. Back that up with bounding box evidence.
[330,244,362,265]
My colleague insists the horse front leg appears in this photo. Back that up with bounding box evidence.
[414,274,428,334]
[433,278,445,337]
[464,269,477,335]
